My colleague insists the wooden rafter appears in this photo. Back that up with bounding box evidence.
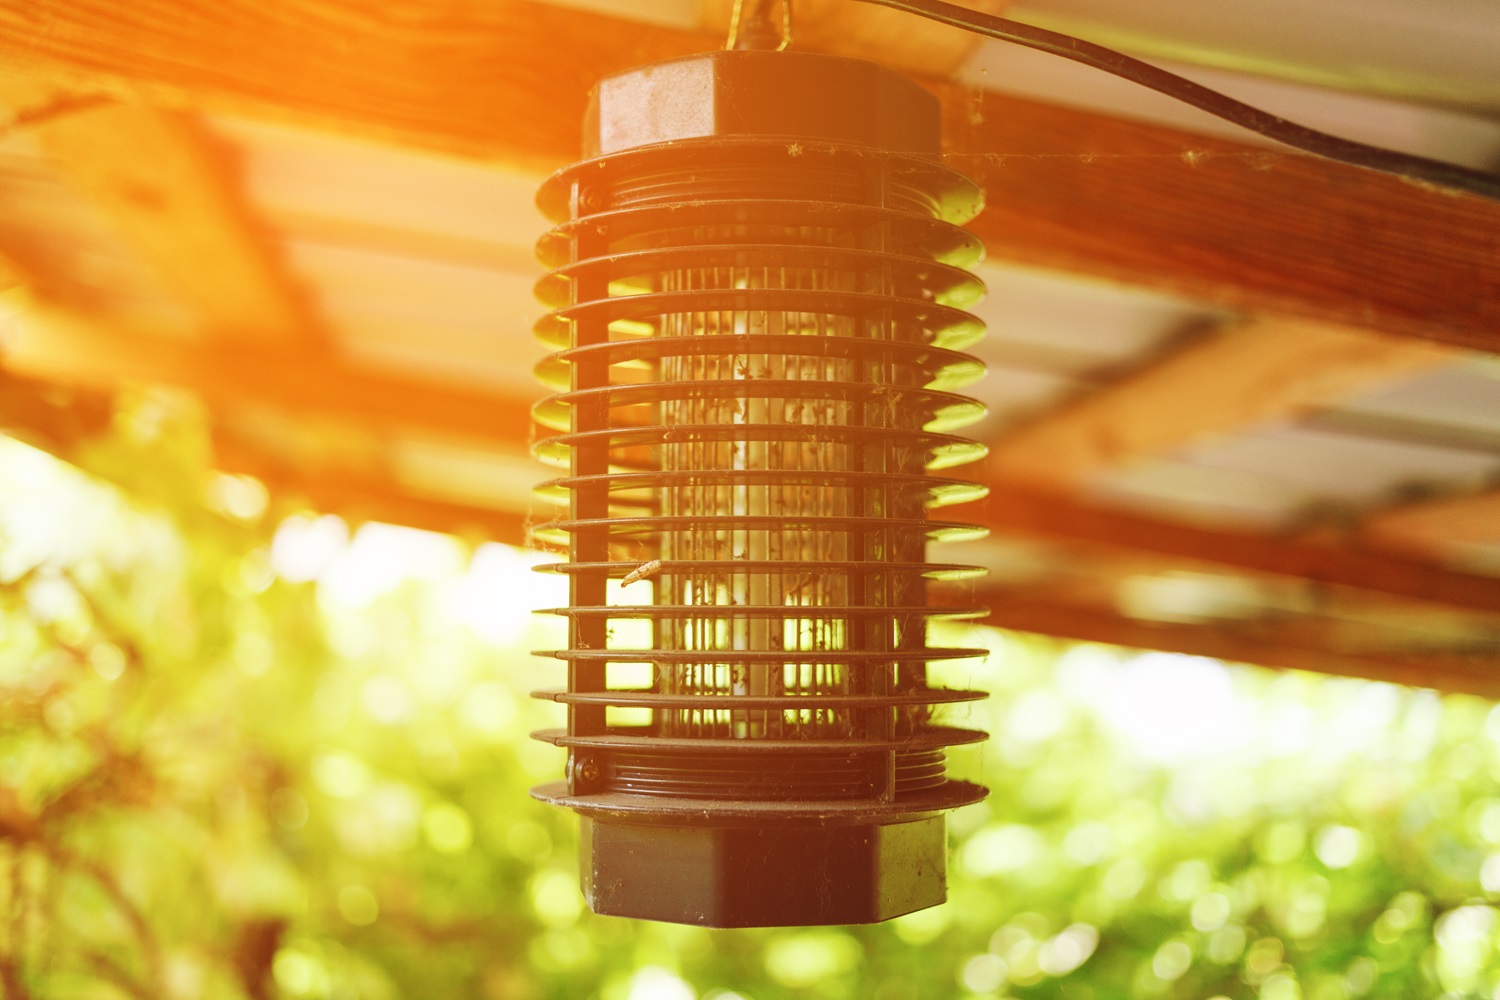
[1364,488,1500,559]
[13,293,1495,620]
[938,86,1500,354]
[972,482,1500,615]
[213,430,530,541]
[19,102,314,343]
[7,295,1496,620]
[0,0,1496,352]
[986,318,1457,490]
[0,369,115,454]
[978,598,1500,698]
[2,303,535,450]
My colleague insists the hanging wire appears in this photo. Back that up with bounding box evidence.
[728,0,793,52]
[848,0,1500,201]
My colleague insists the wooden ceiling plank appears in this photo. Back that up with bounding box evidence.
[698,0,1010,76]
[1363,488,1500,558]
[212,430,530,544]
[0,352,532,544]
[974,482,1500,615]
[979,598,1500,698]
[0,86,314,342]
[2,303,535,451]
[0,0,1496,351]
[986,318,1457,490]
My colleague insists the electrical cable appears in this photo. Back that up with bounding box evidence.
[849,0,1500,201]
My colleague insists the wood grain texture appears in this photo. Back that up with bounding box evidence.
[0,0,1496,350]
[987,319,1456,490]
[979,599,1500,697]
[699,0,1009,75]
[27,103,314,342]
[973,481,1500,615]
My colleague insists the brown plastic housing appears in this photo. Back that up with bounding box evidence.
[529,48,990,927]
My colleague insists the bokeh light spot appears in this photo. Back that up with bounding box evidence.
[207,472,268,522]
[627,967,695,1000]
[272,948,329,998]
[1151,940,1192,981]
[423,802,473,854]
[1192,892,1232,932]
[1344,956,1378,996]
[530,868,584,927]
[1481,854,1500,894]
[337,885,379,926]
[960,952,1007,993]
[891,903,949,944]
[1062,821,1110,866]
[1260,971,1300,1000]
[962,823,1044,877]
[1039,924,1098,976]
[764,932,861,988]
[1314,825,1362,869]
[271,514,348,584]
[88,642,126,681]
[312,752,370,800]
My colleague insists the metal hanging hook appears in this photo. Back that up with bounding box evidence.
[726,0,793,51]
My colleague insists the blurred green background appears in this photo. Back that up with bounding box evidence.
[3,392,1499,1000]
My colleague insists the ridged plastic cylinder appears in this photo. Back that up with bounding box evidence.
[529,49,990,927]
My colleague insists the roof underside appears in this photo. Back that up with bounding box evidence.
[1,0,1498,692]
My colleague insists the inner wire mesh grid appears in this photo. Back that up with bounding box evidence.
[530,138,991,814]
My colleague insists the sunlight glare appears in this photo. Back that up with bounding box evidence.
[317,521,463,607]
[627,968,696,1000]
[1103,653,1242,763]
[271,513,348,584]
[453,542,559,645]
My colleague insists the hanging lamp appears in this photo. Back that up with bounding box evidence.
[528,3,992,928]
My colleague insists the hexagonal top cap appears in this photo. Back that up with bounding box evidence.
[584,50,941,158]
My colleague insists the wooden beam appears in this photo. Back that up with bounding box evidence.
[0,0,707,174]
[10,303,1498,626]
[212,431,530,544]
[17,101,314,343]
[0,341,532,545]
[699,0,1009,76]
[0,368,115,453]
[1363,488,1500,559]
[973,481,1500,615]
[0,0,1496,351]
[1,303,536,450]
[939,83,1500,354]
[979,598,1500,698]
[987,319,1456,490]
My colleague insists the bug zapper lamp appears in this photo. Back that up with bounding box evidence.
[529,34,992,927]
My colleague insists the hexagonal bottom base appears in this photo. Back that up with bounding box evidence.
[578,814,948,927]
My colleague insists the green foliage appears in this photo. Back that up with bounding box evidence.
[2,392,1499,1000]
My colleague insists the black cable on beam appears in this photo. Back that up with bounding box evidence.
[849,0,1500,201]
